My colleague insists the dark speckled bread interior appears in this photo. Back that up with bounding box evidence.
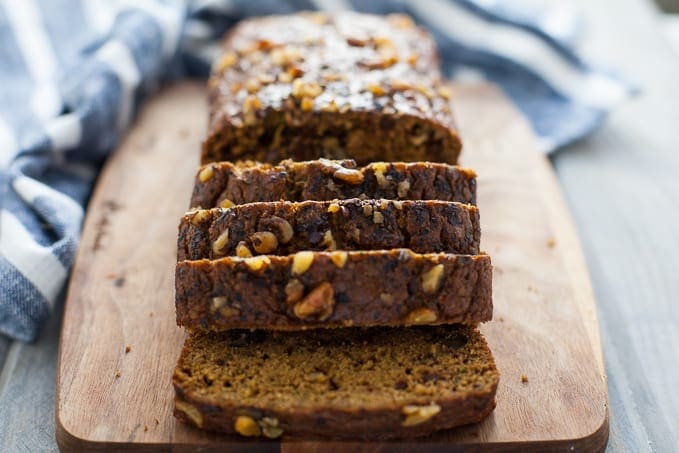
[189,159,477,209]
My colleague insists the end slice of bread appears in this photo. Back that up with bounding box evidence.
[173,324,498,440]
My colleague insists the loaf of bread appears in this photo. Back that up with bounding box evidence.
[173,11,499,440]
[203,12,462,165]
[175,249,492,330]
[190,159,477,209]
[173,324,499,439]
[178,199,480,260]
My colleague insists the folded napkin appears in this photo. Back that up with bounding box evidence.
[0,0,632,341]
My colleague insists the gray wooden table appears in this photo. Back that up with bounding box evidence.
[1,0,678,450]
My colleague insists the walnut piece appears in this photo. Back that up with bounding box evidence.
[245,78,261,93]
[175,400,204,428]
[390,79,412,91]
[373,35,395,49]
[333,167,364,185]
[305,371,329,383]
[260,417,284,439]
[397,180,411,198]
[407,52,418,67]
[388,14,415,29]
[278,71,293,83]
[292,251,314,275]
[287,66,304,79]
[293,282,335,321]
[261,215,294,244]
[271,46,303,66]
[422,264,444,293]
[300,96,315,112]
[236,241,253,258]
[327,203,341,214]
[242,95,262,125]
[322,230,336,251]
[258,73,275,84]
[366,83,386,97]
[212,228,229,256]
[292,79,322,98]
[401,403,441,427]
[212,296,240,317]
[330,251,348,268]
[371,162,390,188]
[244,255,270,271]
[250,231,278,254]
[219,198,235,209]
[234,415,261,437]
[438,86,453,100]
[198,165,214,182]
[405,307,438,325]
[380,292,394,303]
[190,210,210,225]
[285,279,305,303]
[416,84,434,99]
[215,52,237,72]
[212,296,228,310]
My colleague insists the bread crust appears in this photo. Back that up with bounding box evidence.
[203,12,462,165]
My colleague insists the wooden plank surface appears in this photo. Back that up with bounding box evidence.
[0,297,62,453]
[552,0,679,450]
[55,82,607,451]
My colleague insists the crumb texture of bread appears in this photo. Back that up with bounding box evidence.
[175,250,492,330]
[173,325,499,439]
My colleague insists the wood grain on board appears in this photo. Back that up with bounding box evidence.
[56,82,608,451]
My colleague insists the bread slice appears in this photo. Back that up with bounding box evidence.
[175,249,492,330]
[203,12,462,165]
[190,159,477,209]
[173,324,498,439]
[178,199,480,261]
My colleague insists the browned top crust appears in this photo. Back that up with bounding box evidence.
[204,12,462,165]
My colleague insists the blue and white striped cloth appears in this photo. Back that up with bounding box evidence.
[0,0,632,341]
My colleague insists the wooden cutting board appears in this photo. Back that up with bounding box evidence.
[56,82,608,451]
